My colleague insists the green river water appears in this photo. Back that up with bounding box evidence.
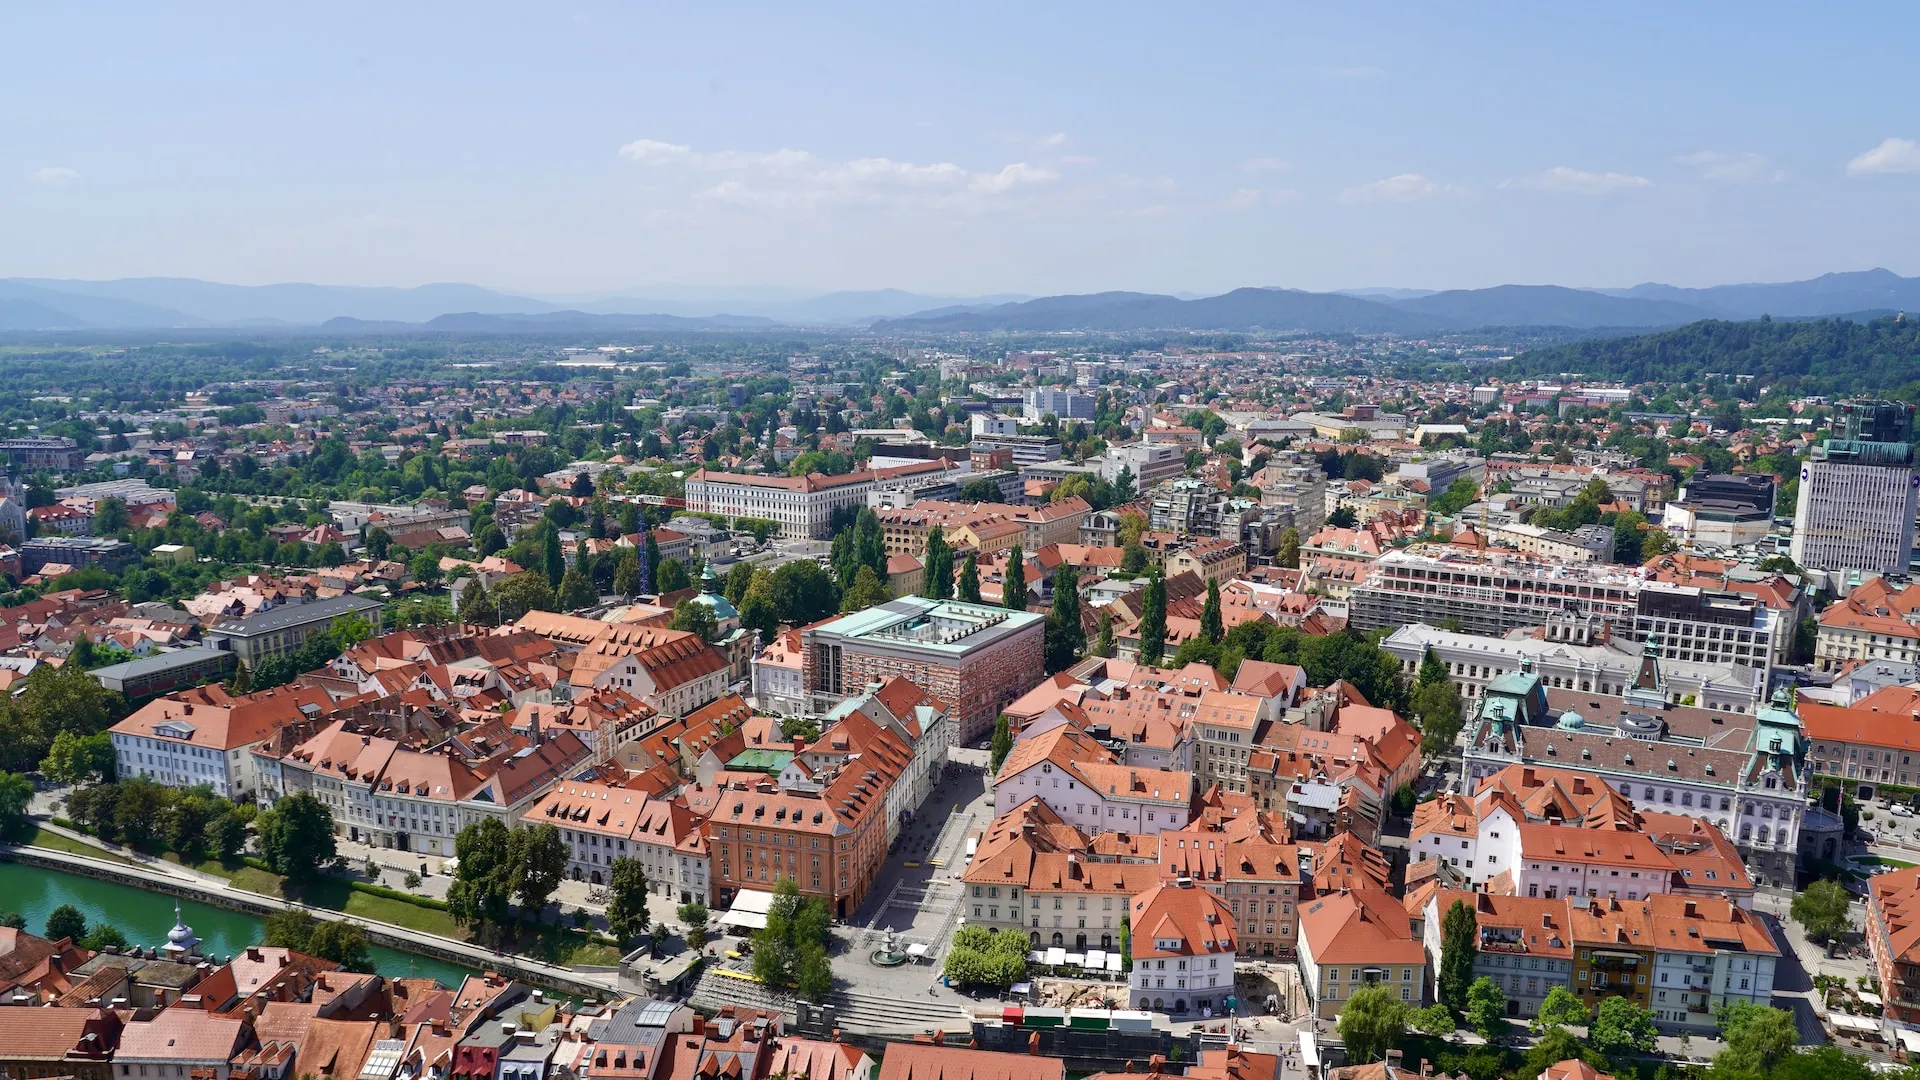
[0,861,480,989]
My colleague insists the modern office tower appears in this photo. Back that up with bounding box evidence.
[1790,400,1920,577]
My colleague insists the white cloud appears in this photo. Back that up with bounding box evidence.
[1848,137,1920,176]
[1339,173,1454,204]
[1223,187,1299,212]
[1503,166,1652,195]
[1676,150,1781,183]
[30,166,79,186]
[617,138,1059,211]
[1241,157,1290,173]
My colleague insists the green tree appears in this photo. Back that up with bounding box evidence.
[1715,1003,1800,1076]
[1199,578,1223,644]
[795,941,833,1001]
[557,568,598,611]
[113,777,167,848]
[1533,985,1589,1033]
[1337,983,1408,1065]
[1137,567,1167,666]
[1044,565,1084,673]
[669,598,718,642]
[724,561,756,606]
[493,572,555,622]
[85,924,129,952]
[1414,681,1464,757]
[613,548,641,599]
[1409,1003,1456,1035]
[19,663,121,743]
[658,557,693,593]
[1429,480,1479,517]
[447,816,515,938]
[306,919,371,970]
[1002,544,1026,610]
[839,566,891,613]
[94,497,130,535]
[263,908,317,951]
[1465,976,1507,1038]
[459,578,498,626]
[45,904,87,944]
[0,771,35,842]
[677,901,710,949]
[543,529,565,587]
[922,526,953,599]
[1792,878,1853,942]
[956,554,982,604]
[1439,898,1477,1018]
[509,823,569,916]
[1,911,28,930]
[606,856,652,946]
[989,714,1014,773]
[1095,611,1115,658]
[1589,996,1658,1056]
[1523,1028,1603,1080]
[256,791,336,882]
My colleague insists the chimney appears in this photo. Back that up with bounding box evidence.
[1684,900,1697,918]
[1387,1050,1405,1069]
[1421,1061,1433,1077]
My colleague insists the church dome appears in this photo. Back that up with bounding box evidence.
[693,565,739,621]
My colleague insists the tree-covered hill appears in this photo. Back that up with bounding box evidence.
[1506,314,1920,395]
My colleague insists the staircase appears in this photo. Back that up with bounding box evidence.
[688,970,971,1035]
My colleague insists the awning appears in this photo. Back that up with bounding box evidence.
[1064,952,1086,967]
[1299,1032,1321,1069]
[1106,953,1123,973]
[906,943,930,960]
[715,888,777,930]
[1861,991,1885,1006]
[1045,947,1067,966]
[1086,949,1108,969]
[1897,1027,1920,1053]
[1833,1014,1879,1034]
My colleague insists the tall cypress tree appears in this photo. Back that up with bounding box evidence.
[1003,544,1027,611]
[1439,899,1479,1019]
[922,526,953,600]
[640,531,658,594]
[1137,566,1167,667]
[957,554,982,604]
[1044,565,1084,673]
[1200,578,1224,644]
[542,529,565,587]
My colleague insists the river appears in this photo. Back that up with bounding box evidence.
[0,861,480,989]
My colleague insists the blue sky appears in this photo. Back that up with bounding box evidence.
[5,3,1920,297]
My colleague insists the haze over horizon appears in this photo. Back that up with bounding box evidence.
[6,4,1920,296]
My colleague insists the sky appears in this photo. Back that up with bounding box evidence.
[5,3,1920,298]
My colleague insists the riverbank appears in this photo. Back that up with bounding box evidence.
[0,858,478,988]
[0,843,625,1001]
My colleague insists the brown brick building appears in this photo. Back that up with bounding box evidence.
[801,597,1046,742]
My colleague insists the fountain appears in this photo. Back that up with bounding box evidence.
[869,927,908,967]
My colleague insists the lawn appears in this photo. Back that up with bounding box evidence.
[26,826,139,865]
[223,862,620,962]
[160,852,246,878]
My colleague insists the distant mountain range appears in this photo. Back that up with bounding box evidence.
[3,269,1920,334]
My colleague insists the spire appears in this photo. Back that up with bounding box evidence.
[1633,634,1662,691]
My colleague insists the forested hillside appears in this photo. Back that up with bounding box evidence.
[1507,314,1920,396]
